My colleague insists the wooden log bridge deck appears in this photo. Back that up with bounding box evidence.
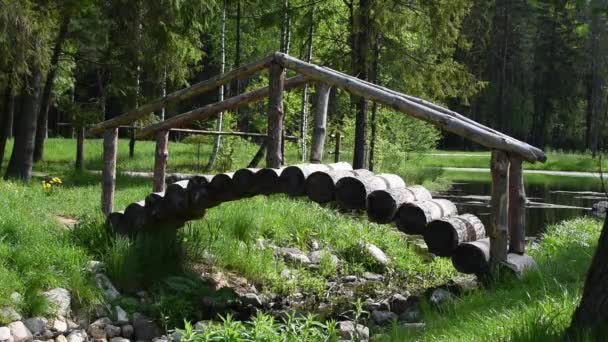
[90,52,546,277]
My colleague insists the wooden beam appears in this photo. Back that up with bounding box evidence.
[310,82,330,163]
[508,157,526,254]
[274,53,544,163]
[168,128,299,141]
[153,130,169,193]
[490,150,509,268]
[136,75,308,139]
[266,62,285,168]
[89,55,274,135]
[101,128,118,215]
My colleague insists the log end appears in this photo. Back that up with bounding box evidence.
[279,166,306,197]
[335,177,367,210]
[254,168,282,195]
[305,172,336,203]
[233,168,259,198]
[424,220,458,257]
[366,190,398,224]
[452,242,490,275]
[396,205,427,235]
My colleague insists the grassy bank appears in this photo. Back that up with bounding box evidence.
[416,150,607,173]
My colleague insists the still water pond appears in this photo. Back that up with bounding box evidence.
[435,170,605,236]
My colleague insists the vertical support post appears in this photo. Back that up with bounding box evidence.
[266,61,285,168]
[129,127,136,159]
[509,157,526,254]
[310,82,330,163]
[490,150,509,269]
[75,125,85,171]
[101,128,118,215]
[334,132,341,163]
[153,130,169,192]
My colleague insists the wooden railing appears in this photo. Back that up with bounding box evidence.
[89,52,546,270]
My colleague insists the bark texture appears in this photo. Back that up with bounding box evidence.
[424,214,486,257]
[266,62,285,168]
[101,128,118,215]
[490,150,510,268]
[366,186,433,223]
[305,169,373,203]
[396,199,458,235]
[279,162,351,197]
[335,173,405,210]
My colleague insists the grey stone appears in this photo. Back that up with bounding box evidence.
[363,301,381,312]
[364,243,390,266]
[337,321,369,340]
[104,326,120,339]
[241,293,263,308]
[132,313,160,341]
[399,307,422,324]
[95,275,120,301]
[9,294,21,306]
[371,310,398,325]
[120,325,133,339]
[362,272,384,282]
[592,201,608,219]
[280,269,292,280]
[430,288,455,308]
[277,248,310,265]
[54,335,67,342]
[401,323,425,330]
[0,327,12,342]
[42,288,71,318]
[66,330,86,342]
[447,275,479,295]
[86,325,105,340]
[379,299,390,311]
[0,308,21,323]
[109,338,129,342]
[66,321,79,332]
[48,319,68,334]
[342,275,358,283]
[152,337,168,342]
[9,321,32,342]
[389,293,411,315]
[91,318,112,328]
[86,261,105,274]
[114,307,129,325]
[309,240,320,251]
[308,251,339,265]
[193,321,210,333]
[169,331,181,342]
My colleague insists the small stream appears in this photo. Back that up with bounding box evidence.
[435,170,605,236]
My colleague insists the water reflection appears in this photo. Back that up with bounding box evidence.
[436,171,605,236]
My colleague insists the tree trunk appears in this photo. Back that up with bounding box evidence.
[310,82,330,163]
[233,168,260,198]
[266,62,285,168]
[101,128,118,215]
[5,66,42,181]
[369,35,380,171]
[33,15,70,163]
[75,125,85,171]
[490,150,510,269]
[508,157,526,254]
[569,215,608,337]
[279,162,352,197]
[352,0,372,169]
[153,130,169,193]
[586,0,607,156]
[0,85,15,170]
[305,169,373,204]
[366,186,433,224]
[299,5,315,161]
[424,214,486,257]
[396,199,458,235]
[205,0,227,172]
[335,173,405,210]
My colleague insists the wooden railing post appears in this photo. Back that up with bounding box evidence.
[75,125,85,171]
[334,132,341,163]
[129,127,136,159]
[310,82,330,163]
[266,61,285,168]
[101,128,118,215]
[490,150,509,268]
[509,157,526,254]
[153,130,169,192]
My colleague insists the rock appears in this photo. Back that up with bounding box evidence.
[42,288,71,318]
[132,313,160,341]
[95,274,120,301]
[337,321,369,340]
[363,301,381,312]
[86,261,105,274]
[277,248,311,265]
[90,318,112,328]
[399,307,422,324]
[309,251,340,265]
[371,310,398,326]
[109,338,129,342]
[65,321,78,332]
[120,325,133,339]
[152,336,169,342]
[309,240,320,251]
[104,325,120,339]
[0,308,21,323]
[401,322,425,330]
[65,330,86,342]
[48,319,67,334]
[592,201,608,219]
[378,299,390,311]
[241,293,263,308]
[364,243,390,266]
[113,307,129,325]
[9,295,21,306]
[430,288,455,308]
[446,275,479,295]
[9,322,32,342]
[280,269,292,280]
[362,272,384,282]
[389,293,411,315]
[0,327,12,342]
[54,335,67,342]
[193,321,210,333]
[342,275,358,283]
[86,325,105,340]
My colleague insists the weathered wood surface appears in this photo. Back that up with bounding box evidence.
[101,128,118,215]
[451,238,491,275]
[89,55,273,135]
[424,214,486,257]
[266,62,285,168]
[310,82,330,163]
[396,199,458,235]
[137,75,308,139]
[274,53,545,163]
[153,130,169,193]
[490,150,509,269]
[254,168,285,195]
[124,200,148,233]
[168,128,298,141]
[305,169,374,203]
[233,168,260,198]
[279,162,352,197]
[209,172,236,203]
[335,174,406,210]
[509,157,526,254]
[366,186,432,223]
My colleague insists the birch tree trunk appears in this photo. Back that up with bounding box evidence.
[299,5,315,161]
[352,0,372,169]
[205,0,227,172]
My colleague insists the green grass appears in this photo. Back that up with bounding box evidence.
[416,150,607,173]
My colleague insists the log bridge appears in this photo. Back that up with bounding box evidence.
[89,52,546,276]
